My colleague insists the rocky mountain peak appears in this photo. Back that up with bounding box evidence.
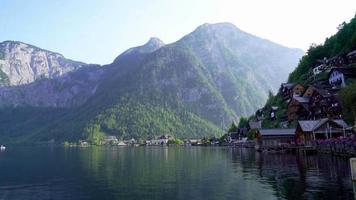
[0,40,86,86]
[114,37,165,63]
[144,37,165,50]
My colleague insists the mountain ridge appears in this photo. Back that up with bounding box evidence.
[0,22,304,143]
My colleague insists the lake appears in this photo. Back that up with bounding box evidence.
[0,146,354,200]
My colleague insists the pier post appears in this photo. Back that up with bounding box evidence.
[351,158,356,182]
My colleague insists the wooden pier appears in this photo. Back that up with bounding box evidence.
[256,144,353,156]
[284,146,317,155]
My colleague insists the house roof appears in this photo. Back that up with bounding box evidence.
[315,87,332,98]
[281,83,295,89]
[298,118,349,132]
[259,129,295,136]
[304,85,332,98]
[293,96,310,103]
[297,120,319,132]
[347,50,356,57]
[333,120,349,128]
[300,103,310,111]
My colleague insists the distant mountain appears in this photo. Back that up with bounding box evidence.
[0,23,304,143]
[0,41,86,86]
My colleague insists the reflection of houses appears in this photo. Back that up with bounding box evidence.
[287,96,310,121]
[328,67,356,88]
[280,83,305,101]
[296,118,350,145]
[257,129,295,148]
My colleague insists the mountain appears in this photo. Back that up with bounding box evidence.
[0,23,304,144]
[0,41,86,86]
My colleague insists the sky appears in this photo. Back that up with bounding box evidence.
[0,0,355,64]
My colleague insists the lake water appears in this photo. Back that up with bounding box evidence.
[0,146,354,200]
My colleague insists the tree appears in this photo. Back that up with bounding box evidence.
[237,117,249,128]
[85,123,106,145]
[228,122,238,133]
[340,82,356,124]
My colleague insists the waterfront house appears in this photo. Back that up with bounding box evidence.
[185,139,202,145]
[296,118,350,145]
[257,129,295,148]
[117,141,127,146]
[79,140,89,147]
[328,67,356,88]
[228,128,247,143]
[249,120,261,130]
[146,135,173,145]
[287,96,310,121]
[101,136,119,145]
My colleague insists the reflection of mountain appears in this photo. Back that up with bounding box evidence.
[77,147,278,199]
[0,147,352,199]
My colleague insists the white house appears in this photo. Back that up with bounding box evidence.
[313,64,327,75]
[328,67,356,88]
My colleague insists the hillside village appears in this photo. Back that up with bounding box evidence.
[226,19,356,156]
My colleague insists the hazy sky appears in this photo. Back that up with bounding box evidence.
[0,0,355,64]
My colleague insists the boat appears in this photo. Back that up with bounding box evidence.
[0,145,6,151]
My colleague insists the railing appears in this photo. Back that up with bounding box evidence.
[313,139,356,156]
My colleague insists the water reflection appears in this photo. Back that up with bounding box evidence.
[228,148,353,200]
[0,147,353,200]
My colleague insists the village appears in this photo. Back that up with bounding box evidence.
[224,49,356,156]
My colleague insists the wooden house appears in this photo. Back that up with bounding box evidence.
[270,106,278,120]
[327,55,347,67]
[302,85,342,120]
[101,136,119,145]
[328,67,356,88]
[228,128,247,142]
[257,129,295,148]
[287,96,310,121]
[296,118,349,145]
[255,108,265,121]
[346,50,356,64]
[280,83,305,101]
[248,120,261,130]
